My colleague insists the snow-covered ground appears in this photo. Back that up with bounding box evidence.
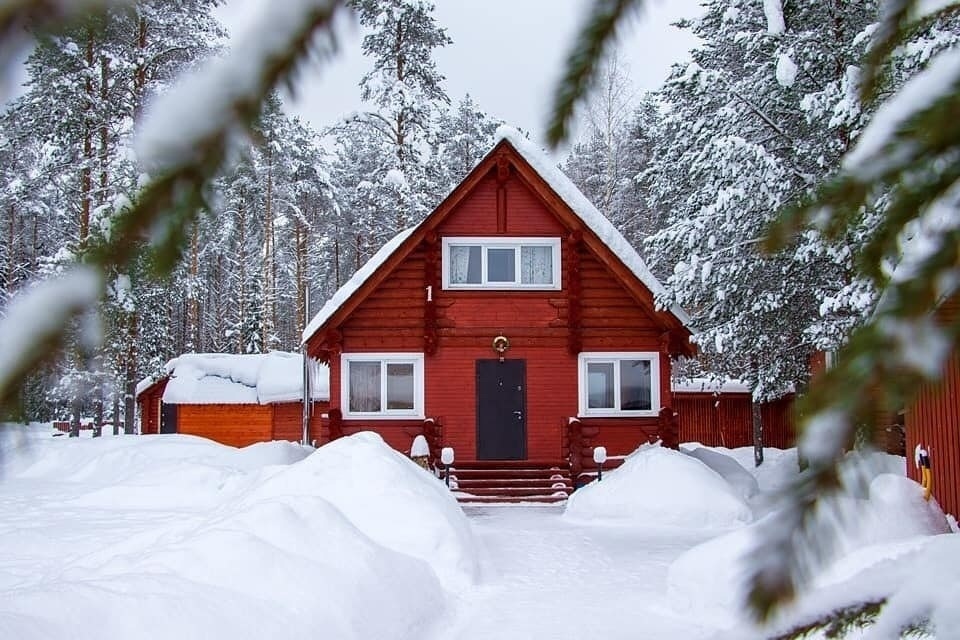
[0,424,955,639]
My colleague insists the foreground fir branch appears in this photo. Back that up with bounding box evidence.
[769,599,932,640]
[750,0,960,626]
[545,0,644,148]
[0,0,346,409]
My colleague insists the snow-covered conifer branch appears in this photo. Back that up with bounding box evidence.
[0,0,347,410]
[748,5,960,622]
[0,267,102,408]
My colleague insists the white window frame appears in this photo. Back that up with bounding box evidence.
[340,353,425,420]
[441,237,561,290]
[577,352,661,418]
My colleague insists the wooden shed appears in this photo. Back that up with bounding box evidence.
[135,352,330,448]
[302,128,696,497]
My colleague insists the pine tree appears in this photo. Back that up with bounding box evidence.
[427,93,500,195]
[349,0,452,230]
[640,0,879,400]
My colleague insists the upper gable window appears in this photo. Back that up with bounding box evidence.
[442,237,561,290]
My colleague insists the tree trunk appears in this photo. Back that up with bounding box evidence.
[334,237,341,288]
[79,34,95,247]
[186,224,199,350]
[262,146,275,350]
[236,195,247,353]
[752,395,764,467]
[295,217,306,335]
[124,311,138,434]
[133,15,148,122]
[5,204,16,296]
[112,394,120,435]
[69,398,81,438]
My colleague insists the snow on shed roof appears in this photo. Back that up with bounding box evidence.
[301,127,690,344]
[137,351,330,405]
[671,378,752,394]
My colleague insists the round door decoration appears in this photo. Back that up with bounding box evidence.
[492,335,510,362]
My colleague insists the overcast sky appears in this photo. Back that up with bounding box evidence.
[219,1,703,145]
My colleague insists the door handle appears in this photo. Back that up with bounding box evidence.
[513,410,523,419]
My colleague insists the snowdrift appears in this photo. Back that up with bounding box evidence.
[563,443,753,528]
[681,445,758,499]
[245,431,480,589]
[666,472,951,628]
[0,427,468,640]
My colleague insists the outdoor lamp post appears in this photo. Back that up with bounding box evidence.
[441,447,455,487]
[593,446,607,481]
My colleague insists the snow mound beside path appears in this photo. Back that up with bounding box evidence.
[0,429,452,640]
[681,445,759,499]
[246,431,480,589]
[563,443,753,528]
[667,473,951,628]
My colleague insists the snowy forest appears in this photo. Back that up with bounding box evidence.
[0,0,957,431]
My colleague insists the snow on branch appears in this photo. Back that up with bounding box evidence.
[0,0,129,100]
[137,0,342,172]
[0,0,347,411]
[0,267,102,407]
[762,0,785,35]
[843,46,960,180]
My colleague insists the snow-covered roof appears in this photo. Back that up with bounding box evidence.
[302,227,415,343]
[137,351,330,405]
[496,127,691,327]
[671,378,752,394]
[301,127,690,344]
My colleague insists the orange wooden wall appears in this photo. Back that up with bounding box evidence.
[177,404,273,447]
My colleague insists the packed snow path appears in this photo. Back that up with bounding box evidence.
[439,506,721,640]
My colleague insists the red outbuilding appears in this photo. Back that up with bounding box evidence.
[302,129,696,493]
[135,352,329,448]
[905,297,960,519]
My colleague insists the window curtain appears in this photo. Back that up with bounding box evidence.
[349,361,381,412]
[521,246,553,284]
[450,245,481,284]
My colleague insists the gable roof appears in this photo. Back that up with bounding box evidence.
[303,126,693,352]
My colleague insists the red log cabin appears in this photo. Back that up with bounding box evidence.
[302,128,698,491]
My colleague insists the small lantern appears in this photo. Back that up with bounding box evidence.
[441,447,455,487]
[593,446,607,481]
[492,335,510,362]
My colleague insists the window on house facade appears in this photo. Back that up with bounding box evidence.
[442,237,560,289]
[578,352,660,417]
[341,354,424,419]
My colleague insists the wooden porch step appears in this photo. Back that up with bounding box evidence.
[448,459,566,469]
[456,494,569,504]
[447,460,573,504]
[455,486,572,497]
[451,468,569,480]
[454,478,572,489]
